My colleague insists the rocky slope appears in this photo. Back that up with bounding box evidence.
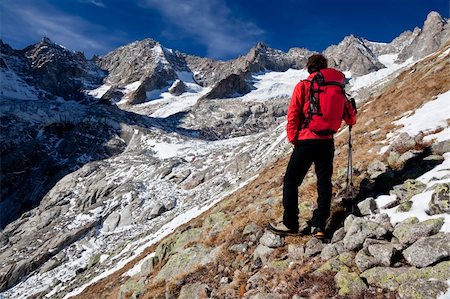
[64,41,450,299]
[1,10,449,299]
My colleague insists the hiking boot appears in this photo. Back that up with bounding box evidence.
[267,222,299,236]
[311,226,325,240]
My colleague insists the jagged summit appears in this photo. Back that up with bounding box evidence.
[324,34,385,76]
[397,11,449,62]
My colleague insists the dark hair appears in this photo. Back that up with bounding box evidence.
[307,54,328,74]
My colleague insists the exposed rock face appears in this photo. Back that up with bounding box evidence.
[0,38,104,100]
[324,35,385,76]
[398,11,450,62]
[169,79,187,96]
[204,72,251,99]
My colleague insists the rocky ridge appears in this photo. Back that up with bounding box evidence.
[0,37,104,100]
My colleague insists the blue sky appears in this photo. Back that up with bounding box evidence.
[0,0,448,60]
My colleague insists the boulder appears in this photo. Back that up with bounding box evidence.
[229,244,248,253]
[393,217,444,245]
[431,140,450,156]
[396,201,413,212]
[397,279,449,299]
[389,132,416,154]
[367,243,395,266]
[253,244,274,264]
[259,231,284,248]
[331,227,345,243]
[288,244,305,260]
[343,217,389,250]
[367,160,387,179]
[320,244,338,260]
[360,261,450,291]
[149,204,166,219]
[102,211,121,233]
[428,183,450,215]
[403,233,450,267]
[118,279,146,299]
[357,197,378,216]
[118,205,132,228]
[178,283,211,299]
[156,245,221,281]
[355,248,379,272]
[389,179,427,207]
[315,252,355,274]
[243,223,263,237]
[305,238,325,258]
[334,270,368,297]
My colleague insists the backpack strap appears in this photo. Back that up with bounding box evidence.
[303,71,325,129]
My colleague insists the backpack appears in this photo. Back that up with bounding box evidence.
[302,70,353,135]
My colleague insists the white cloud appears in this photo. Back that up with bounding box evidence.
[140,0,265,59]
[77,0,106,8]
[0,1,122,56]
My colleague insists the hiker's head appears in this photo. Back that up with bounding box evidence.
[307,54,328,74]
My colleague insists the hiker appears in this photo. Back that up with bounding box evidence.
[269,54,357,239]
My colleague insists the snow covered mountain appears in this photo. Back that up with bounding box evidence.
[0,10,449,299]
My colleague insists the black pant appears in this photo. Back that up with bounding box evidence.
[283,139,334,230]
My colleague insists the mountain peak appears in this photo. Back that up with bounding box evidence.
[425,11,446,24]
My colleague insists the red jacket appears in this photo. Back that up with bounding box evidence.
[286,68,357,144]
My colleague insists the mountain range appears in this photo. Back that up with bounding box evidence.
[0,11,449,299]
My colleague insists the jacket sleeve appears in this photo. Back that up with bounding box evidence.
[286,82,305,144]
[343,97,357,126]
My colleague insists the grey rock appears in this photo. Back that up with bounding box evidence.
[320,244,338,260]
[431,140,450,156]
[367,243,395,266]
[253,244,274,264]
[357,197,378,216]
[156,245,220,281]
[331,227,345,243]
[102,211,121,233]
[118,279,146,299]
[355,248,379,272]
[367,160,387,179]
[178,283,211,299]
[428,183,450,215]
[305,238,325,258]
[343,217,389,250]
[243,223,263,237]
[388,132,417,154]
[168,79,187,96]
[149,204,167,219]
[396,201,413,212]
[403,233,450,267]
[393,217,444,245]
[343,214,357,232]
[334,270,368,297]
[389,179,427,208]
[361,261,450,291]
[259,231,284,248]
[118,205,132,228]
[229,244,248,253]
[204,72,251,99]
[397,279,449,299]
[288,244,305,260]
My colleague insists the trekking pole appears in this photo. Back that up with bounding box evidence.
[344,126,354,214]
